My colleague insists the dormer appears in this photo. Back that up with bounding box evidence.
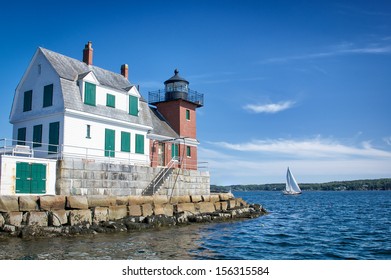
[77,71,99,106]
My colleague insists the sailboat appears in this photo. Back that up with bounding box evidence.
[283,167,302,195]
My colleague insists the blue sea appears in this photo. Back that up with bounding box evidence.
[0,191,390,260]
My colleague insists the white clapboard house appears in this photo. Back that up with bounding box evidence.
[1,42,204,195]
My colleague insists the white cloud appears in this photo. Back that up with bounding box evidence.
[210,137,391,159]
[384,136,391,146]
[260,42,391,64]
[243,101,295,114]
[200,137,391,184]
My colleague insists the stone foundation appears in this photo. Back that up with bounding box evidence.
[56,158,210,196]
[0,193,267,238]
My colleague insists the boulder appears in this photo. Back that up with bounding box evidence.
[175,203,196,214]
[169,195,191,204]
[214,201,228,211]
[128,205,142,216]
[201,195,211,202]
[19,196,39,211]
[69,210,92,226]
[108,205,127,220]
[141,203,153,216]
[128,195,153,205]
[0,196,19,212]
[93,207,109,223]
[116,196,129,205]
[196,202,216,213]
[219,193,234,201]
[66,196,89,209]
[153,204,174,216]
[153,195,169,205]
[227,199,237,209]
[209,194,220,203]
[87,195,116,207]
[190,195,202,203]
[40,195,66,210]
[50,210,68,226]
[27,211,48,227]
[0,214,5,228]
[4,212,23,226]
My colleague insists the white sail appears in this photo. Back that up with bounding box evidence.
[284,167,302,195]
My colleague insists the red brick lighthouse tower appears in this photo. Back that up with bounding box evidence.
[149,69,204,170]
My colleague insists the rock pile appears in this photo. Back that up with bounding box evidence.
[0,193,267,238]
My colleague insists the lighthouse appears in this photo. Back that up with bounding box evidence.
[148,69,204,170]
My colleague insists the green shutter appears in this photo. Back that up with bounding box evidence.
[171,144,179,158]
[48,122,60,153]
[186,146,191,157]
[23,90,32,112]
[33,124,43,147]
[17,127,26,145]
[16,162,46,194]
[129,95,138,116]
[30,163,46,193]
[16,162,31,193]
[106,93,116,108]
[121,131,130,152]
[43,84,53,107]
[84,82,96,106]
[186,109,190,120]
[135,134,144,154]
[105,129,115,157]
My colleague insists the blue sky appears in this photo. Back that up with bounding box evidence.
[1,0,390,184]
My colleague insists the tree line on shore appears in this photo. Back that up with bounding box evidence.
[211,178,391,192]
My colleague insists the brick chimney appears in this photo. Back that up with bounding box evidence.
[121,64,129,79]
[83,41,93,65]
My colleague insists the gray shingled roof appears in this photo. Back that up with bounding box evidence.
[40,47,177,138]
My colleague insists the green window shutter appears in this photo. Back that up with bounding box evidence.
[30,163,47,193]
[48,122,60,153]
[105,129,116,157]
[135,134,144,154]
[17,127,26,145]
[84,82,96,106]
[43,84,53,107]
[106,93,116,108]
[129,95,138,116]
[171,144,179,158]
[186,109,190,120]
[121,131,130,152]
[33,124,43,147]
[23,90,33,112]
[186,146,191,157]
[16,162,31,193]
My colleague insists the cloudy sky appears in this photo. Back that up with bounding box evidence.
[0,0,390,184]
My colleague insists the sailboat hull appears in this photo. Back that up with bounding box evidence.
[282,190,301,195]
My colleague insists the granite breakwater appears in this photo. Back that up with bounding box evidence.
[0,193,267,238]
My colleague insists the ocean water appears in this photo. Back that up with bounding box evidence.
[0,191,390,260]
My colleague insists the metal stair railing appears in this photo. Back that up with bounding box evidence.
[142,157,178,196]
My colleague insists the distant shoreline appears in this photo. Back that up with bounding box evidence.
[211,178,391,192]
